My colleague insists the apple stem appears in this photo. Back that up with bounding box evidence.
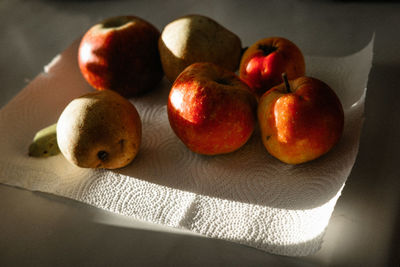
[282,73,291,93]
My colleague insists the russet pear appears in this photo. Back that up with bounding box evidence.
[57,90,141,169]
[159,14,242,83]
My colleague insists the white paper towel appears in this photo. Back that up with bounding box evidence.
[0,36,373,256]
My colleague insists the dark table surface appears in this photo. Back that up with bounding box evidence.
[1,0,399,266]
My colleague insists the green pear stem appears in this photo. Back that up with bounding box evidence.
[282,73,291,93]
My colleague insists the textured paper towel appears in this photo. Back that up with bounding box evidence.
[0,37,373,256]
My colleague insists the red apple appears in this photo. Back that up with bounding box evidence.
[258,74,344,164]
[239,37,305,98]
[78,15,163,98]
[168,62,257,155]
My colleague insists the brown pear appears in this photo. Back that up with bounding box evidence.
[57,90,141,169]
[158,14,242,83]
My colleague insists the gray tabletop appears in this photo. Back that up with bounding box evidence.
[1,0,399,266]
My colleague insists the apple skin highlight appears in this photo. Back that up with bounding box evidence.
[168,62,257,155]
[258,76,344,164]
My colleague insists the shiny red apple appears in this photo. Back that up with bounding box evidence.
[168,62,257,155]
[239,37,305,98]
[78,15,163,97]
[258,74,344,164]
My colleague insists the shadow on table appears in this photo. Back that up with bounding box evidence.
[0,187,321,267]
